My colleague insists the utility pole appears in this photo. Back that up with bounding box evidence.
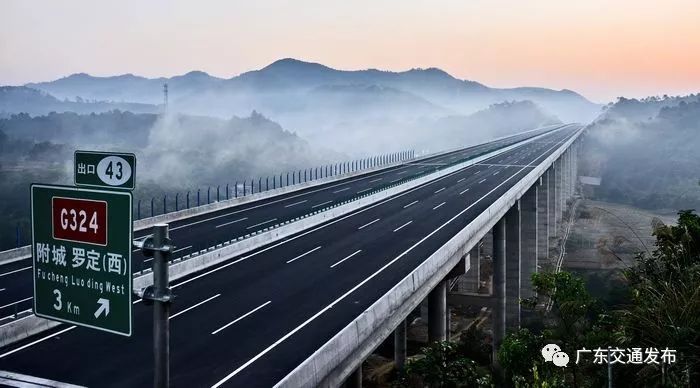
[163,83,168,113]
[140,224,174,388]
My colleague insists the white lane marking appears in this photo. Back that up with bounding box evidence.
[397,171,407,175]
[246,218,277,230]
[358,218,381,230]
[312,200,333,208]
[284,200,308,208]
[433,202,446,210]
[457,178,466,183]
[0,326,76,359]
[434,187,446,194]
[286,246,322,264]
[478,179,486,184]
[0,288,4,292]
[0,297,32,310]
[356,187,373,194]
[493,171,500,176]
[215,218,248,229]
[368,178,382,183]
[330,250,363,268]
[332,187,350,194]
[211,301,272,335]
[393,220,413,232]
[172,131,568,290]
[174,245,193,254]
[390,179,401,183]
[170,294,221,320]
[0,266,31,277]
[403,200,418,209]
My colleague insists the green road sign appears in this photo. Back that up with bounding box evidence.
[31,184,133,336]
[74,151,136,190]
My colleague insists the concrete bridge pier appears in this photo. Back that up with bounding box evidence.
[428,279,447,342]
[345,367,362,388]
[505,201,521,329]
[394,319,407,371]
[460,244,481,292]
[537,171,550,265]
[549,165,557,240]
[492,217,506,366]
[521,185,538,300]
[555,158,563,228]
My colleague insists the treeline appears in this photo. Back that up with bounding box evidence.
[582,95,700,210]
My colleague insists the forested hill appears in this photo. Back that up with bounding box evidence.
[581,95,700,210]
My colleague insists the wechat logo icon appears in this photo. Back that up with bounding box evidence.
[542,344,569,367]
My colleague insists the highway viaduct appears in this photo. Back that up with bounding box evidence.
[0,124,582,387]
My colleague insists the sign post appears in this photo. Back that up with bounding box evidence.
[31,184,133,336]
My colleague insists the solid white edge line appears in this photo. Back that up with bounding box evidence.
[170,294,221,320]
[0,326,76,359]
[0,266,32,277]
[330,250,363,268]
[173,245,193,254]
[0,297,33,310]
[211,301,272,335]
[286,246,323,264]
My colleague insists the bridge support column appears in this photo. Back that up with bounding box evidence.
[538,171,550,264]
[563,150,570,203]
[462,245,480,292]
[505,201,521,329]
[492,218,506,366]
[521,185,538,299]
[346,366,362,388]
[555,158,563,229]
[394,319,407,371]
[428,279,447,343]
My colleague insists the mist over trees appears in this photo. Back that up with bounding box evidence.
[580,95,700,210]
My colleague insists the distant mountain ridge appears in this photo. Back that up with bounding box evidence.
[0,86,158,117]
[23,58,601,122]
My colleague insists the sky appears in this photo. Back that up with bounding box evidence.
[1,0,699,103]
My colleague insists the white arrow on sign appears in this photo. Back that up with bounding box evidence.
[94,298,110,318]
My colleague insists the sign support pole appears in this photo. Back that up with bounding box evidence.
[153,224,170,388]
[140,224,174,388]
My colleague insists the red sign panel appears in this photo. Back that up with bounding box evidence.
[52,197,108,246]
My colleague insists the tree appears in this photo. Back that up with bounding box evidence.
[618,210,700,385]
[395,341,492,388]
